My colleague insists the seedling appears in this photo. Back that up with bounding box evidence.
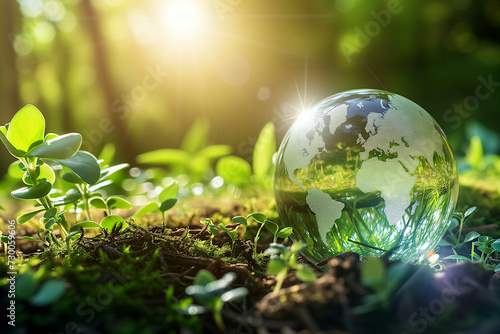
[64,162,130,220]
[264,242,316,295]
[233,212,293,257]
[219,223,237,253]
[134,181,179,228]
[202,218,219,243]
[439,206,479,249]
[185,269,248,332]
[0,105,100,240]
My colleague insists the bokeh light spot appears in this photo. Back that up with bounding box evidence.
[219,54,251,86]
[257,86,271,101]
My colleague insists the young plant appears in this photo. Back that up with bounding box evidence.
[0,105,100,240]
[133,181,179,228]
[201,218,219,243]
[185,269,248,332]
[233,212,293,257]
[64,162,130,220]
[439,206,479,249]
[264,242,316,296]
[219,223,237,253]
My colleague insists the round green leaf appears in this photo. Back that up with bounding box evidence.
[133,202,159,218]
[247,212,267,223]
[194,269,216,286]
[267,258,287,275]
[264,220,279,235]
[160,198,177,212]
[57,151,101,185]
[15,269,40,301]
[158,182,179,203]
[69,221,102,233]
[277,227,293,239]
[62,172,82,184]
[7,105,45,154]
[107,196,132,211]
[12,180,52,200]
[296,265,316,282]
[0,126,23,158]
[216,156,251,186]
[26,133,82,159]
[232,216,247,225]
[30,280,67,306]
[43,208,58,219]
[100,215,128,232]
[89,197,107,210]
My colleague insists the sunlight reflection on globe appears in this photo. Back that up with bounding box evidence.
[274,89,459,263]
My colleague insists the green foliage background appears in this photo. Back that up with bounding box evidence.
[0,0,499,175]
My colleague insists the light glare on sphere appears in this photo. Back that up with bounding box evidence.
[274,89,459,263]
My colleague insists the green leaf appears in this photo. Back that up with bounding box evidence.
[232,216,247,226]
[296,265,316,282]
[208,225,219,235]
[290,242,307,254]
[0,126,23,157]
[133,202,160,218]
[15,269,40,301]
[17,209,45,224]
[247,212,267,224]
[267,258,287,275]
[277,227,293,239]
[219,223,230,234]
[99,163,129,182]
[464,206,477,218]
[158,182,179,202]
[196,145,232,161]
[206,272,237,293]
[438,239,453,246]
[221,287,248,303]
[106,196,132,211]
[0,204,4,211]
[264,220,279,236]
[50,189,81,206]
[160,198,177,212]
[69,221,102,233]
[23,236,40,241]
[216,156,252,186]
[464,231,480,243]
[26,133,82,159]
[137,149,190,165]
[465,136,483,169]
[12,180,52,200]
[23,164,56,185]
[44,133,58,141]
[30,280,67,306]
[44,218,56,229]
[361,256,386,290]
[43,208,57,219]
[62,172,82,184]
[57,151,101,185]
[194,269,216,286]
[100,215,128,232]
[1,236,10,243]
[181,118,210,154]
[7,105,45,154]
[491,240,500,252]
[89,197,107,210]
[65,231,82,241]
[253,122,276,180]
[478,246,494,255]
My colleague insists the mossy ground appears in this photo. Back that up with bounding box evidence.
[2,176,500,334]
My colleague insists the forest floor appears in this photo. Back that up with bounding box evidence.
[2,177,500,334]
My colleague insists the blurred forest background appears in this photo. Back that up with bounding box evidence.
[1,0,500,178]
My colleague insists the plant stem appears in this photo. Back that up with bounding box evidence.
[254,223,265,258]
[212,300,225,332]
[273,269,287,296]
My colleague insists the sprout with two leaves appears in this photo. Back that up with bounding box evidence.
[185,269,248,332]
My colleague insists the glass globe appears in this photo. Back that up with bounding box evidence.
[274,89,459,263]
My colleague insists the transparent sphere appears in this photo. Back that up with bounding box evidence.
[274,89,459,263]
